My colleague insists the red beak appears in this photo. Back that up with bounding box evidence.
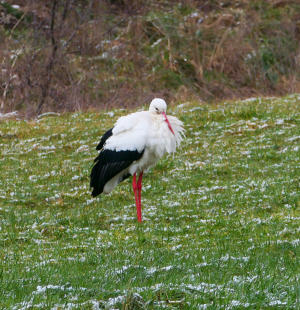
[162,112,175,135]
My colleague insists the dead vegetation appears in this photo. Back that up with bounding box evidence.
[0,0,300,116]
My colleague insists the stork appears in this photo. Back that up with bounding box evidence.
[90,98,184,222]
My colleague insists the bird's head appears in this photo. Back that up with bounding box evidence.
[149,98,174,135]
[149,98,167,114]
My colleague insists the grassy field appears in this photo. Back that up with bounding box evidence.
[0,95,299,309]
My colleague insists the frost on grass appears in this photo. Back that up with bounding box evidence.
[1,96,299,308]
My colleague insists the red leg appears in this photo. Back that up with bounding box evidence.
[137,172,143,221]
[132,173,142,222]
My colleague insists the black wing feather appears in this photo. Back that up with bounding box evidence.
[90,149,144,197]
[96,128,113,150]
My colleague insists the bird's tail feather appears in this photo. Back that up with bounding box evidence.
[90,160,103,197]
[90,157,133,197]
[90,149,144,197]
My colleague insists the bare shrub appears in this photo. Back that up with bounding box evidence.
[0,0,299,116]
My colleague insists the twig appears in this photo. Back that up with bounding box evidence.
[36,0,71,115]
[1,46,24,110]
[9,11,27,40]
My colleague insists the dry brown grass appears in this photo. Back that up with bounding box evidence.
[0,0,299,116]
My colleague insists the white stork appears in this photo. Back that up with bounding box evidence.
[90,98,184,222]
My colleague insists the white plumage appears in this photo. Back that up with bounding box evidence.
[90,98,184,222]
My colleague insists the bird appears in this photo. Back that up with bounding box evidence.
[90,98,184,222]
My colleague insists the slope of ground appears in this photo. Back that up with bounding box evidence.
[0,95,299,308]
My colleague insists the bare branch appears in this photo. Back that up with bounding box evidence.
[36,0,72,115]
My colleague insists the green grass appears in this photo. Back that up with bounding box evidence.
[0,95,299,309]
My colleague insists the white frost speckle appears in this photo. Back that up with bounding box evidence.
[76,145,89,152]
[105,111,115,117]
[269,300,287,306]
[106,295,125,306]
[275,119,284,125]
